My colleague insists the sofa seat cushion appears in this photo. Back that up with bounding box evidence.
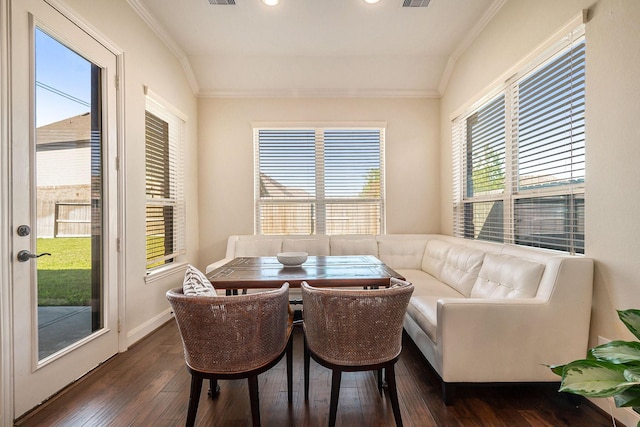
[470,253,545,298]
[406,296,447,342]
[397,269,465,299]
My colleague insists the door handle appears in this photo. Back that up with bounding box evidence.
[17,250,51,262]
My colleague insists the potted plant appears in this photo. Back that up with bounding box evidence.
[550,309,640,426]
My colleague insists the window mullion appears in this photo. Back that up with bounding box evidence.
[315,128,325,234]
[504,82,517,245]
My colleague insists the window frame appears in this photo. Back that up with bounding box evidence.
[452,20,586,254]
[144,89,186,275]
[253,122,386,236]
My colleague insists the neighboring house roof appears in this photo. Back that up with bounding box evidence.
[259,172,310,198]
[36,112,91,150]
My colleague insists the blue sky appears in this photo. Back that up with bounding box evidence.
[35,28,91,127]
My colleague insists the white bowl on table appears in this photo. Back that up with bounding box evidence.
[277,252,308,268]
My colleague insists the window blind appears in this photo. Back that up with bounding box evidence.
[255,127,385,235]
[145,97,185,269]
[512,36,586,252]
[452,24,585,254]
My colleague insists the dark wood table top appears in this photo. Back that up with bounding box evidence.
[207,255,404,289]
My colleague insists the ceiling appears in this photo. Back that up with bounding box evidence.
[131,0,504,97]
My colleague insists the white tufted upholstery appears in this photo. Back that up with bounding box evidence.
[282,237,330,255]
[235,238,283,257]
[439,245,486,297]
[421,239,451,278]
[377,238,427,269]
[470,253,544,299]
[329,236,378,256]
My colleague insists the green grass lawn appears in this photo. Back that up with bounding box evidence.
[37,237,92,306]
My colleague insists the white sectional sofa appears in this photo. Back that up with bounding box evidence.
[205,234,593,403]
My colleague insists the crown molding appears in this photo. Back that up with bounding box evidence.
[437,0,507,96]
[198,88,441,99]
[126,0,200,95]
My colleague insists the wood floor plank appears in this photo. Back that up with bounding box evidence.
[15,321,615,427]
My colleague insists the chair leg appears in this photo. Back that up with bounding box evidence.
[208,378,220,398]
[328,370,342,427]
[248,375,261,427]
[286,333,293,404]
[304,336,310,401]
[386,364,403,427]
[377,368,383,396]
[186,374,203,427]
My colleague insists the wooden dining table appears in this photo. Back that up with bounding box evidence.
[206,255,404,290]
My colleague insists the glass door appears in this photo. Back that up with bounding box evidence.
[34,27,103,360]
[11,0,119,418]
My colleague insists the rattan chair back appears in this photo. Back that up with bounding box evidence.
[167,282,290,374]
[301,278,413,367]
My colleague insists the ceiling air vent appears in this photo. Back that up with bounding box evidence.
[402,0,431,7]
[208,0,236,5]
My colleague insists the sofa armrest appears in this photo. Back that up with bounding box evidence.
[205,257,233,274]
[436,297,590,383]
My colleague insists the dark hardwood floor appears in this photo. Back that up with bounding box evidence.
[16,321,614,427]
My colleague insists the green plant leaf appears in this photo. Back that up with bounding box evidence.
[590,340,640,364]
[613,386,640,407]
[618,309,640,341]
[547,363,566,377]
[625,367,640,382]
[559,359,640,397]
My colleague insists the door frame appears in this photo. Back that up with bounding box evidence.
[1,0,13,424]
[0,0,126,422]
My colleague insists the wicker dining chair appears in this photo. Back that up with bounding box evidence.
[167,282,294,427]
[301,278,414,427]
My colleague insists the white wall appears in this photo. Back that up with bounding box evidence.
[440,0,640,423]
[197,97,440,265]
[62,0,200,346]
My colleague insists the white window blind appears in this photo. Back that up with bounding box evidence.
[255,126,385,235]
[453,24,585,254]
[145,96,185,269]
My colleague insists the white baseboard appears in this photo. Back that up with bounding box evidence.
[125,308,173,348]
[589,397,640,426]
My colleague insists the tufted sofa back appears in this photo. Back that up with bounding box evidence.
[218,234,582,302]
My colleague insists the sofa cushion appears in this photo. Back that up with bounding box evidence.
[396,269,465,299]
[421,239,451,279]
[406,296,441,342]
[377,239,427,270]
[329,237,378,256]
[235,238,283,257]
[282,237,330,255]
[183,264,217,296]
[470,253,545,299]
[439,245,486,297]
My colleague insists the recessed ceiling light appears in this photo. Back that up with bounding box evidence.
[263,0,279,5]
[364,0,380,3]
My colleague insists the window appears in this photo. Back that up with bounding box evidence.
[452,23,585,254]
[145,93,185,270]
[254,125,385,235]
